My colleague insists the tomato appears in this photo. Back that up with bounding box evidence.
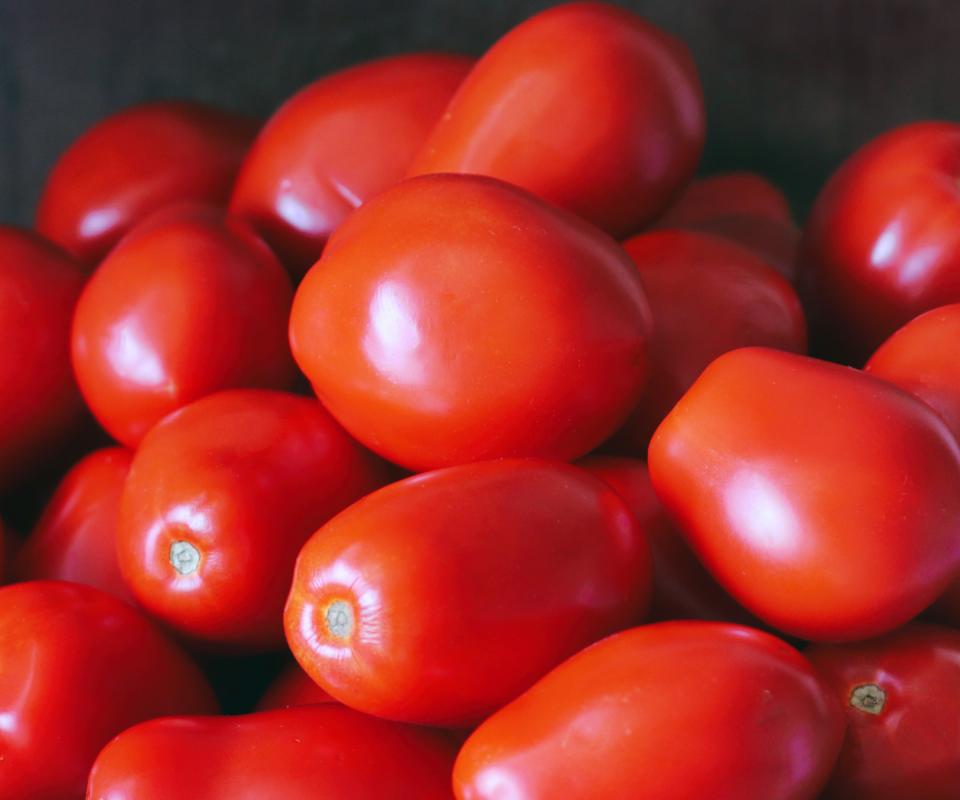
[0,580,216,800]
[454,621,844,800]
[801,121,960,361]
[616,230,806,448]
[285,459,651,726]
[257,661,336,710]
[807,623,960,800]
[407,2,704,238]
[684,214,801,282]
[0,227,86,490]
[230,53,472,275]
[656,171,794,227]
[14,447,133,603]
[36,101,257,267]
[649,347,960,642]
[118,389,386,649]
[86,705,456,799]
[290,173,652,470]
[71,204,295,446]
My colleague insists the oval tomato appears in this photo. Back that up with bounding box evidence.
[656,171,793,227]
[257,661,335,711]
[454,621,844,800]
[649,347,960,642]
[285,459,651,726]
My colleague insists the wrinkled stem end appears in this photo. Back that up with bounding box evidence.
[169,540,201,575]
[850,683,886,715]
[325,599,354,639]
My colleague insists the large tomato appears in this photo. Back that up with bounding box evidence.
[290,173,652,470]
[649,347,960,642]
[257,661,335,711]
[230,53,472,275]
[36,101,257,267]
[285,459,651,726]
[454,621,844,799]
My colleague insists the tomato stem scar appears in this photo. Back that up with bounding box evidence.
[169,540,201,575]
[850,683,886,714]
[325,600,354,639]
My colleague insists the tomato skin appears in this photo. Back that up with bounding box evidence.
[454,621,844,800]
[807,623,960,800]
[36,100,257,267]
[686,214,801,282]
[118,389,388,650]
[257,661,335,710]
[656,171,794,227]
[229,53,472,275]
[0,580,216,800]
[408,2,704,238]
[290,173,652,471]
[71,204,295,446]
[648,347,960,642]
[14,447,134,603]
[86,705,456,800]
[285,459,651,726]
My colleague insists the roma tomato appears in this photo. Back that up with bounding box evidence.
[285,459,651,726]
[807,624,960,800]
[257,661,335,710]
[454,622,844,800]
[72,204,295,446]
[0,580,216,800]
[656,171,794,227]
[649,347,960,642]
[14,447,133,603]
[36,100,257,267]
[86,706,456,800]
[230,53,472,275]
[118,389,386,650]
[290,173,652,471]
[408,2,704,237]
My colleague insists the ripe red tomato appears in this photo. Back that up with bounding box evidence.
[454,621,845,799]
[807,623,960,800]
[407,2,704,237]
[685,214,801,282]
[71,204,295,446]
[14,446,134,603]
[0,227,86,490]
[802,121,960,360]
[118,389,386,649]
[257,661,335,710]
[285,459,651,726]
[615,230,806,447]
[290,173,652,471]
[656,171,794,227]
[86,705,456,799]
[649,347,960,642]
[0,580,216,800]
[230,53,472,275]
[36,101,257,267]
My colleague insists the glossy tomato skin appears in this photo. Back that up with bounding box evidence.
[656,171,793,227]
[230,53,472,275]
[649,347,960,642]
[0,580,216,800]
[257,661,335,710]
[454,621,844,800]
[801,121,960,361]
[72,204,295,446]
[14,447,134,603]
[408,2,704,237]
[807,624,960,800]
[37,100,257,267]
[285,459,651,726]
[86,705,456,800]
[290,173,652,471]
[118,389,387,650]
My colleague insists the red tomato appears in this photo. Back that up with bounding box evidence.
[86,705,456,799]
[71,204,295,446]
[686,214,801,282]
[285,459,651,726]
[290,173,652,471]
[0,580,216,800]
[802,121,960,360]
[230,53,472,275]
[36,100,257,267]
[617,230,806,448]
[118,389,386,649]
[649,347,960,642]
[454,621,844,800]
[257,661,335,710]
[656,171,794,227]
[408,2,704,237]
[807,623,960,800]
[14,447,133,603]
[0,227,86,490]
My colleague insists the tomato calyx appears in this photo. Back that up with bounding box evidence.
[169,540,201,575]
[325,599,354,639]
[849,683,886,715]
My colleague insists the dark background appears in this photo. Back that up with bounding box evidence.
[1,0,958,226]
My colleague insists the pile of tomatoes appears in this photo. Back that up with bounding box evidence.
[2,2,959,798]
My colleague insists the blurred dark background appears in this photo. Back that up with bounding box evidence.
[1,0,958,226]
